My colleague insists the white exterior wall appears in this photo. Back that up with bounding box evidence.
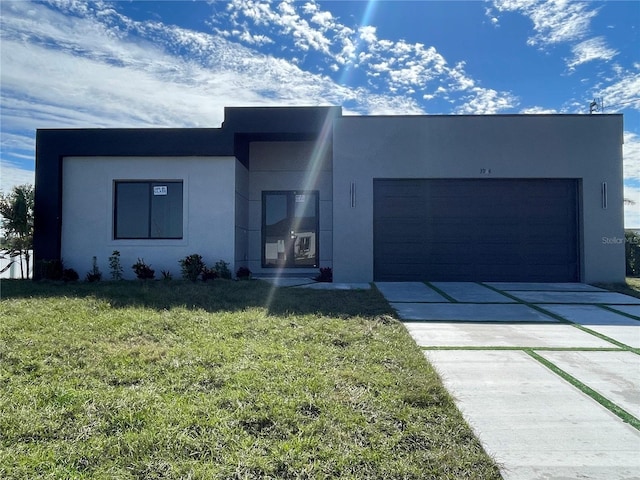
[332,115,624,283]
[62,156,237,280]
[247,141,332,275]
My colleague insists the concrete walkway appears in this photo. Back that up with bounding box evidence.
[376,281,640,480]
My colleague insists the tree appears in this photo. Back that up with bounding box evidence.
[0,184,34,279]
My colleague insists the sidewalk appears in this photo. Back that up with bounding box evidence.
[376,282,640,480]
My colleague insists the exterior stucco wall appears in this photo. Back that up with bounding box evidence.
[247,141,333,275]
[61,156,237,279]
[332,115,624,283]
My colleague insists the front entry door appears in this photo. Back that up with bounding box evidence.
[262,191,319,268]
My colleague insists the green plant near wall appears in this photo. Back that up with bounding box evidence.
[108,250,124,280]
[236,266,252,280]
[626,230,640,277]
[85,256,102,282]
[61,268,79,282]
[132,258,155,280]
[201,266,218,282]
[179,254,205,282]
[214,259,232,279]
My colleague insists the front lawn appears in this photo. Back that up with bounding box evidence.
[0,280,500,479]
[593,277,640,298]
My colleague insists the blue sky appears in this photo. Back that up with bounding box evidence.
[1,0,639,225]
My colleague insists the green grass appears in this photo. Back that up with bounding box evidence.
[592,277,640,299]
[0,280,500,479]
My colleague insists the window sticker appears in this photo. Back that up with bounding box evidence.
[153,185,168,196]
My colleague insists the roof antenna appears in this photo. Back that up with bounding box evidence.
[589,97,603,114]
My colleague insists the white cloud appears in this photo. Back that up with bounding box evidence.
[0,163,35,194]
[239,30,273,45]
[624,132,640,182]
[358,25,377,44]
[491,0,619,72]
[310,10,333,29]
[624,185,640,228]
[595,66,640,113]
[1,132,35,153]
[567,37,618,70]
[216,0,515,112]
[449,62,475,91]
[623,132,640,227]
[224,0,333,54]
[1,1,430,135]
[456,88,519,114]
[493,0,598,46]
[520,106,558,114]
[0,39,231,128]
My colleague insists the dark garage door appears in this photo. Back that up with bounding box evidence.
[373,179,579,282]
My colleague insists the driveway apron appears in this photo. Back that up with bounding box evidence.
[376,281,640,480]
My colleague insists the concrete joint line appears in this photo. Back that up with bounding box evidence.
[474,289,636,349]
[507,301,638,351]
[478,282,525,303]
[423,282,458,303]
[525,349,640,431]
[599,304,640,321]
[569,324,638,351]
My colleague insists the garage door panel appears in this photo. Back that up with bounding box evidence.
[524,251,575,263]
[475,224,521,238]
[525,265,576,280]
[376,249,426,262]
[376,227,425,241]
[374,179,579,282]
[377,197,422,212]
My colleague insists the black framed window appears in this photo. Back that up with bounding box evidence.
[114,181,183,239]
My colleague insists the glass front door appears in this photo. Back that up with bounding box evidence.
[262,191,318,268]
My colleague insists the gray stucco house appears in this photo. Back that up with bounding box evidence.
[34,106,625,283]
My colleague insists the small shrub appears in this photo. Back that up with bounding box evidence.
[161,270,173,281]
[201,267,218,282]
[214,260,232,279]
[109,250,124,281]
[179,254,205,282]
[236,266,252,280]
[61,268,79,282]
[132,258,155,280]
[85,256,102,282]
[314,267,333,283]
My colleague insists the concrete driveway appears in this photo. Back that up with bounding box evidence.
[376,282,640,480]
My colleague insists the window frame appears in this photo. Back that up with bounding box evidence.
[113,180,184,240]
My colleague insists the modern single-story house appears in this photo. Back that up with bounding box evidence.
[34,106,625,283]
